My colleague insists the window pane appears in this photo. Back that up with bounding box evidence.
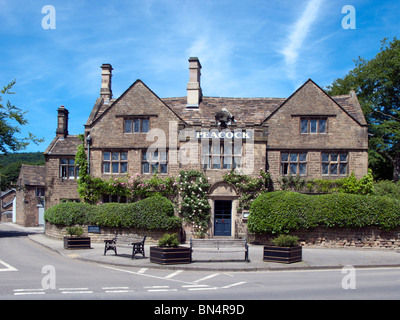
[310,119,318,133]
[299,153,307,162]
[290,164,297,175]
[281,163,289,175]
[290,153,298,162]
[340,153,348,162]
[331,153,338,162]
[121,152,128,161]
[233,156,241,169]
[68,166,75,178]
[133,119,140,132]
[212,156,220,169]
[301,119,308,133]
[160,163,168,174]
[103,162,110,173]
[223,156,232,169]
[120,162,127,173]
[153,150,159,160]
[142,151,148,161]
[68,159,75,165]
[151,163,159,174]
[202,156,211,169]
[330,163,338,175]
[160,151,168,161]
[322,163,329,175]
[321,153,329,162]
[233,142,242,155]
[142,119,149,132]
[142,162,149,173]
[281,153,289,162]
[224,142,232,155]
[103,152,110,161]
[299,163,306,175]
[212,143,220,154]
[61,159,67,165]
[61,166,67,178]
[339,163,347,175]
[112,152,119,161]
[319,119,326,133]
[124,119,132,133]
[112,162,119,173]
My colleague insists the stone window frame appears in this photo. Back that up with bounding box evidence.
[280,151,308,176]
[201,140,243,170]
[300,117,327,134]
[103,151,128,174]
[60,158,79,179]
[124,118,150,133]
[321,152,348,176]
[142,149,168,174]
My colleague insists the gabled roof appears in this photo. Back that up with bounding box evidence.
[262,79,367,126]
[18,164,45,187]
[85,79,186,128]
[44,135,81,156]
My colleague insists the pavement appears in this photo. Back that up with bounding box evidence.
[4,223,400,272]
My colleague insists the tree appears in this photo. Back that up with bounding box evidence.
[0,80,43,153]
[327,38,400,181]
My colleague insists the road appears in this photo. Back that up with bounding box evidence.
[0,223,399,304]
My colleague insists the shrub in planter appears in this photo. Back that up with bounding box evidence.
[264,234,302,264]
[150,233,191,265]
[63,226,91,250]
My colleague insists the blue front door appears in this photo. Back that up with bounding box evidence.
[214,200,232,236]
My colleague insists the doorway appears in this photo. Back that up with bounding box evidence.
[214,200,232,236]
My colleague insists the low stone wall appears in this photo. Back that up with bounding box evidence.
[45,222,182,244]
[250,227,400,250]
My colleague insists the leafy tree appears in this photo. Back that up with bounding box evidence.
[0,80,43,153]
[327,38,400,181]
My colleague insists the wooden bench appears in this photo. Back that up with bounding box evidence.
[190,238,249,262]
[104,235,147,259]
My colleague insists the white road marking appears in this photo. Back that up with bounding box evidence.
[221,281,246,289]
[164,270,183,279]
[138,268,148,274]
[0,259,18,272]
[14,288,45,296]
[193,273,220,283]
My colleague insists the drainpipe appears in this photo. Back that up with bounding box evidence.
[86,134,92,174]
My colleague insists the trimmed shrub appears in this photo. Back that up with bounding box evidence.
[44,196,182,231]
[248,191,400,234]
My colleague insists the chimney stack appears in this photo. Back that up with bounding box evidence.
[100,63,113,101]
[187,57,202,108]
[56,105,69,139]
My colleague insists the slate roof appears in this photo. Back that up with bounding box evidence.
[18,164,45,187]
[44,136,82,156]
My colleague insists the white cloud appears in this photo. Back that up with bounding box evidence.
[280,0,324,80]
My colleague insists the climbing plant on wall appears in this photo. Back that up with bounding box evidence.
[177,170,211,238]
[223,169,272,210]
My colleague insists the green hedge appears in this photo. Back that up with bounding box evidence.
[248,191,400,234]
[44,196,182,230]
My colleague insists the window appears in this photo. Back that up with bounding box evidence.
[36,187,45,197]
[201,141,242,170]
[103,152,128,174]
[60,159,79,179]
[322,152,348,176]
[300,118,327,134]
[142,150,168,174]
[281,152,307,175]
[102,194,127,203]
[124,118,149,133]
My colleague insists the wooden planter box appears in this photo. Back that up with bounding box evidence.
[263,246,302,264]
[63,237,91,250]
[150,246,192,265]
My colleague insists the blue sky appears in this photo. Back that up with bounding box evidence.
[0,0,399,153]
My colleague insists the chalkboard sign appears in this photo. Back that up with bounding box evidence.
[88,226,101,234]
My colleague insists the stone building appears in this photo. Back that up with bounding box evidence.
[43,57,368,238]
[15,164,45,227]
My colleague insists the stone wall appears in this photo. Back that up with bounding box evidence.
[250,227,400,250]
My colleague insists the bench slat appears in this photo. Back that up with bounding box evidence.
[190,238,249,262]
